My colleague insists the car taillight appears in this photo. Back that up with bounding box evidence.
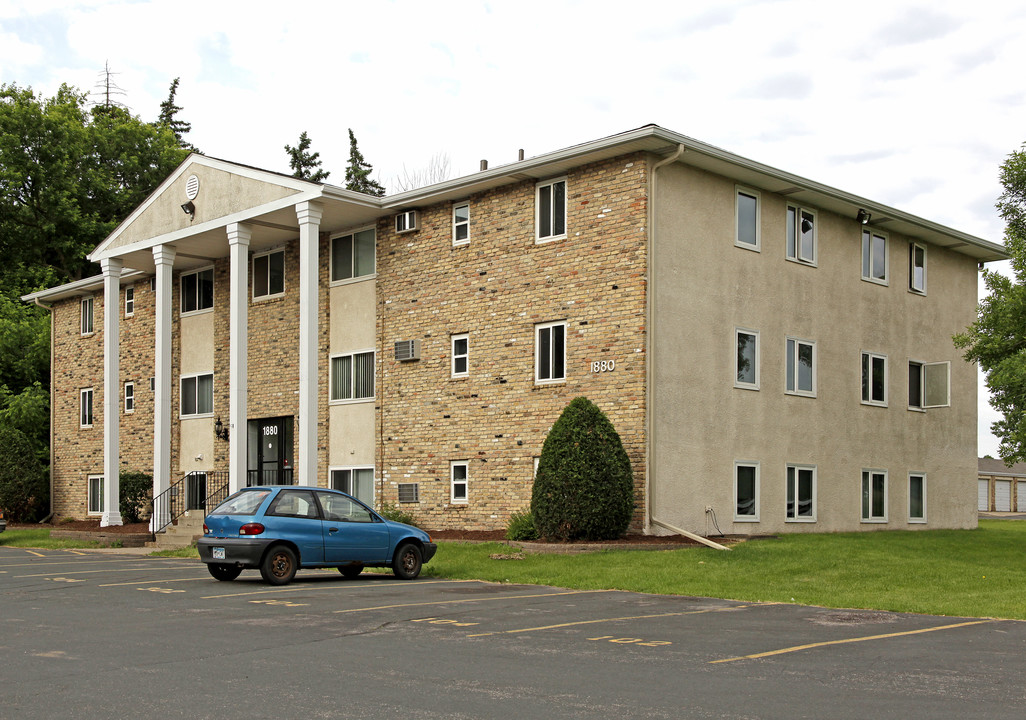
[203,523,209,534]
[239,523,265,535]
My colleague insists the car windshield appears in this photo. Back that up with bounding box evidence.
[209,489,270,516]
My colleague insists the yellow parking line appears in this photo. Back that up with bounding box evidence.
[466,604,750,638]
[99,577,211,587]
[709,619,997,664]
[201,578,480,600]
[24,550,45,558]
[336,589,614,614]
[17,564,197,578]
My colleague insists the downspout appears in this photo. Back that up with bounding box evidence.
[645,146,730,552]
[33,297,56,523]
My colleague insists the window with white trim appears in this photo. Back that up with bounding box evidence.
[909,473,926,523]
[330,467,374,507]
[908,361,950,410]
[909,242,926,293]
[862,230,888,284]
[181,267,214,314]
[536,178,566,242]
[451,461,468,504]
[124,382,134,414]
[253,250,285,299]
[331,228,375,282]
[786,205,816,264]
[81,297,94,335]
[88,474,103,515]
[734,461,759,521]
[452,334,469,377]
[735,328,759,390]
[453,203,470,246]
[861,352,887,406]
[180,373,214,417]
[862,469,887,522]
[330,351,375,402]
[785,337,815,396]
[80,388,93,428]
[786,464,816,521]
[535,321,566,384]
[735,187,760,250]
[125,286,135,317]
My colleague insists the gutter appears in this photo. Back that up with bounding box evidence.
[31,296,56,520]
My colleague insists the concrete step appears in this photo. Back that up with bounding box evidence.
[144,511,207,549]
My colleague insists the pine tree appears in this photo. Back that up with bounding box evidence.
[157,77,196,151]
[285,131,330,182]
[344,128,385,196]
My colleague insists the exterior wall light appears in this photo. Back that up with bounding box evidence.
[856,209,871,225]
[214,416,229,442]
[181,201,196,218]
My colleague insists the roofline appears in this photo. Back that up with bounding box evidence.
[21,269,147,306]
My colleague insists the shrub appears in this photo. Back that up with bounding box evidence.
[530,397,635,541]
[0,423,49,522]
[505,511,539,541]
[379,502,418,527]
[119,470,152,523]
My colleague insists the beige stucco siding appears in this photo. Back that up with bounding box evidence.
[650,162,978,535]
[328,277,378,468]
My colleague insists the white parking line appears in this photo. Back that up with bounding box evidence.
[201,578,481,600]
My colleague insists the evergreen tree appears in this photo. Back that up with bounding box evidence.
[344,128,385,196]
[285,130,329,182]
[157,77,196,151]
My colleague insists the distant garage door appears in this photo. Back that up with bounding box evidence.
[978,480,990,512]
[995,480,1012,512]
[1019,481,1026,512]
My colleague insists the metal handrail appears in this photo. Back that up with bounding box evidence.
[150,471,230,533]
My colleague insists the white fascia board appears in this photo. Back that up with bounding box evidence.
[21,268,148,306]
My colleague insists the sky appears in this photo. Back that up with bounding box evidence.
[1,0,1024,456]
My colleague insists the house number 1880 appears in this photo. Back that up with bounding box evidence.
[591,360,616,373]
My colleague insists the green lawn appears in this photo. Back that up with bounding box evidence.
[0,528,102,550]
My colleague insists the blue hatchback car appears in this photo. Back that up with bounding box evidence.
[197,486,436,585]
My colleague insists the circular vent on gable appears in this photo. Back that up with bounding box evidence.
[185,174,200,200]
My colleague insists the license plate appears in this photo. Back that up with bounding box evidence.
[212,547,226,560]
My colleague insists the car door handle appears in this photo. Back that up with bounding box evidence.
[328,527,339,533]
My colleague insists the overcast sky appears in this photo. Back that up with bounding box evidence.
[2,0,1024,456]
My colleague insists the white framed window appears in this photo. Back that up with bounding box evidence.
[149,377,155,392]
[862,230,888,284]
[735,187,760,251]
[180,373,214,417]
[81,297,94,335]
[536,178,567,242]
[149,276,157,292]
[535,321,566,384]
[452,333,469,377]
[908,473,927,523]
[453,204,470,245]
[331,228,375,283]
[330,467,375,507]
[124,382,135,414]
[786,464,816,522]
[786,205,816,264]
[909,242,926,294]
[735,328,760,390]
[861,469,888,522]
[861,351,888,406]
[253,250,285,299]
[80,388,94,428]
[181,267,214,314]
[734,461,759,522]
[330,351,375,402]
[785,337,816,397]
[87,474,104,516]
[908,360,950,410]
[125,286,135,317]
[451,461,468,504]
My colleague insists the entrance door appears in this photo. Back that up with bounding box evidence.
[248,417,294,486]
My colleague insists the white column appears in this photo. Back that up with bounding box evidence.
[151,245,175,530]
[227,223,251,494]
[296,201,323,487]
[100,257,123,527]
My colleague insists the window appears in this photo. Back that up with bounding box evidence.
[909,473,926,523]
[124,382,134,414]
[80,388,93,428]
[785,337,815,396]
[88,474,103,515]
[181,373,214,416]
[330,352,375,401]
[908,361,950,409]
[330,468,374,507]
[149,377,155,392]
[861,352,887,406]
[81,297,94,335]
[331,229,375,282]
[734,461,759,521]
[125,286,135,317]
[535,321,566,383]
[453,203,470,245]
[395,210,417,233]
[253,250,285,299]
[536,178,566,242]
[181,268,214,313]
[786,205,816,264]
[909,242,926,293]
[452,334,469,377]
[149,276,156,292]
[862,469,887,522]
[266,489,319,519]
[786,464,816,521]
[451,461,468,504]
[862,230,888,284]
[735,187,760,250]
[735,328,759,390]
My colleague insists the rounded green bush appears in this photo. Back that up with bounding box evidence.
[505,511,539,541]
[530,397,635,541]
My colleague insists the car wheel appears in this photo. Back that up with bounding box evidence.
[207,563,242,582]
[260,545,298,585]
[338,564,363,579]
[392,543,422,580]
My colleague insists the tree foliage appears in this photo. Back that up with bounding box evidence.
[119,470,153,524]
[157,77,196,152]
[285,130,329,182]
[530,397,635,541]
[954,142,1026,463]
[344,128,385,196]
[0,422,48,521]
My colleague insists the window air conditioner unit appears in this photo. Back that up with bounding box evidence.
[395,210,418,233]
[395,339,421,362]
[397,483,420,503]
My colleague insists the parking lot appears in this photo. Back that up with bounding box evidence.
[2,546,1025,719]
